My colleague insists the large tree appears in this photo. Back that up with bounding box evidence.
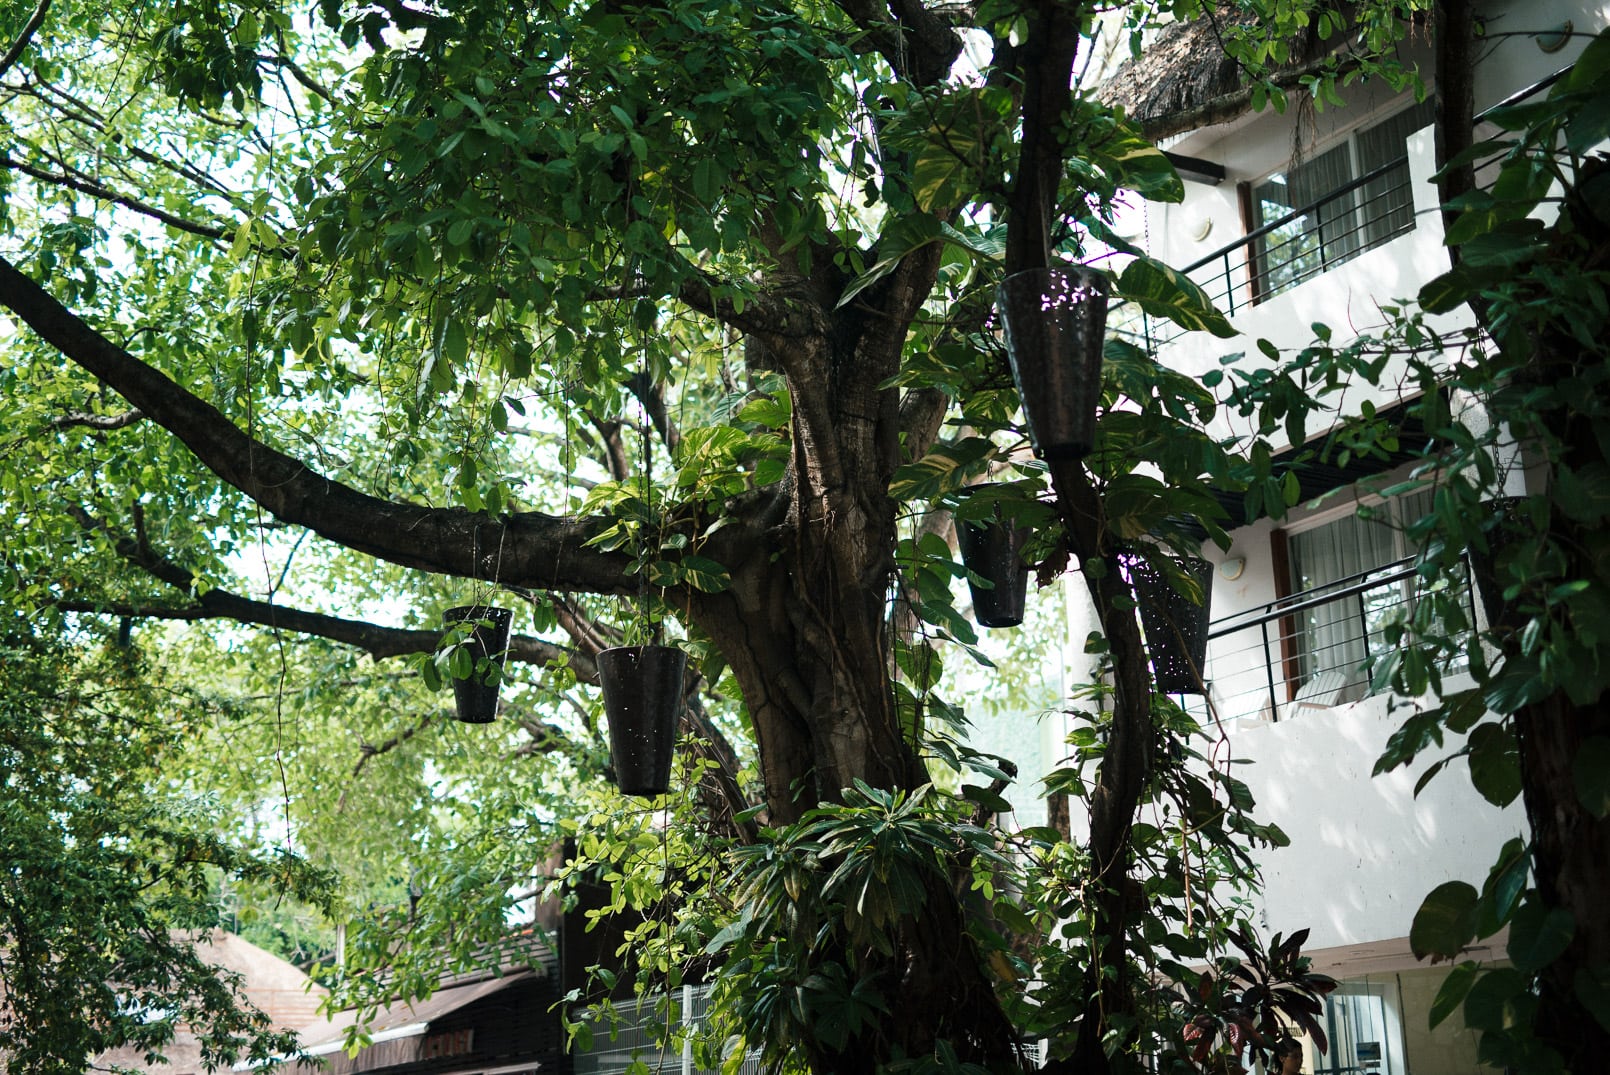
[0,0,1447,1071]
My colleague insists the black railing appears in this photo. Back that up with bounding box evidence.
[1109,156,1419,350]
[1107,65,1576,352]
[1194,555,1476,726]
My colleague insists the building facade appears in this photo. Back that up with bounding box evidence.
[1064,5,1606,1072]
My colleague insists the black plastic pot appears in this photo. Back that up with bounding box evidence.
[598,644,687,797]
[1127,555,1213,695]
[996,266,1110,461]
[442,605,514,724]
[955,485,1030,629]
[1468,496,1533,632]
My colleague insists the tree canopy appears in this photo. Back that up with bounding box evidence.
[4,0,1606,1072]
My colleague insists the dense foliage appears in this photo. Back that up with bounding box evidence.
[7,0,1604,1073]
[0,622,335,1071]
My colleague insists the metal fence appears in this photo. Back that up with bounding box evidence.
[1109,156,1417,351]
[572,985,765,1075]
[1190,556,1474,728]
[1108,66,1574,352]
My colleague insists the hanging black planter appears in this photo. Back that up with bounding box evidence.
[442,605,514,724]
[1126,555,1213,695]
[1468,496,1533,632]
[955,485,1031,629]
[598,644,687,797]
[996,266,1110,461]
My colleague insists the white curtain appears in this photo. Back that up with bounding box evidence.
[1254,141,1356,294]
[1358,99,1436,249]
[1286,490,1436,689]
[1288,509,1399,685]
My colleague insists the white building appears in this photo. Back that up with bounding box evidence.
[1062,6,1606,1072]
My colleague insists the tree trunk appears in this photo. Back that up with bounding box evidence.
[1516,693,1610,1070]
[684,266,1034,1069]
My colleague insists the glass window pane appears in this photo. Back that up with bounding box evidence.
[1287,509,1398,686]
[1253,142,1357,298]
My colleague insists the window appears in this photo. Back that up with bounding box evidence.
[1251,100,1435,299]
[1283,488,1469,695]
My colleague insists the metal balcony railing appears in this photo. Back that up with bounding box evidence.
[1187,555,1475,728]
[1108,156,1418,351]
[1107,66,1574,353]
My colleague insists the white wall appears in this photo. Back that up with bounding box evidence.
[1230,687,1527,950]
[1052,564,1527,953]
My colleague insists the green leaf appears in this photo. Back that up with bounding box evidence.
[1567,81,1610,155]
[1458,224,1546,269]
[910,105,991,213]
[1114,257,1237,338]
[1553,463,1610,524]
[1410,881,1478,960]
[1463,967,1527,1033]
[1573,736,1610,818]
[1477,838,1529,935]
[1506,902,1575,975]
[888,437,996,501]
[1575,964,1610,1034]
[836,214,943,309]
[676,555,731,593]
[1467,722,1522,807]
[1429,961,1481,1029]
[1483,657,1550,715]
[1095,127,1183,202]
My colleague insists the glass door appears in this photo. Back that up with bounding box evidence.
[1317,981,1408,1075]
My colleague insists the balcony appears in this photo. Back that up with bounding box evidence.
[1193,555,1475,728]
[1109,155,1419,353]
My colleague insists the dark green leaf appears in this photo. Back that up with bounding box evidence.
[1553,463,1610,524]
[1467,722,1522,807]
[1115,257,1236,338]
[1410,881,1478,960]
[1429,962,1480,1028]
[1463,967,1526,1033]
[1573,736,1610,818]
[1506,902,1575,974]
[1575,964,1610,1034]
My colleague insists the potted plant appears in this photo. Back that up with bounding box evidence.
[441,605,514,723]
[995,265,1110,461]
[597,641,687,797]
[1125,554,1214,695]
[953,484,1032,629]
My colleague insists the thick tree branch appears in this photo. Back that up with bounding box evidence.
[50,408,144,432]
[56,594,571,666]
[0,154,229,240]
[63,504,574,664]
[1004,1,1085,271]
[1434,0,1478,243]
[674,269,829,341]
[0,0,49,82]
[0,256,639,595]
[833,0,965,86]
[898,387,951,464]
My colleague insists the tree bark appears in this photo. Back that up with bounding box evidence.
[1515,693,1610,1070]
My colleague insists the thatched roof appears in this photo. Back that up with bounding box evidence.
[1098,13,1345,140]
[1098,19,1253,126]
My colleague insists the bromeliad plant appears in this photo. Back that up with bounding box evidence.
[1168,928,1337,1073]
